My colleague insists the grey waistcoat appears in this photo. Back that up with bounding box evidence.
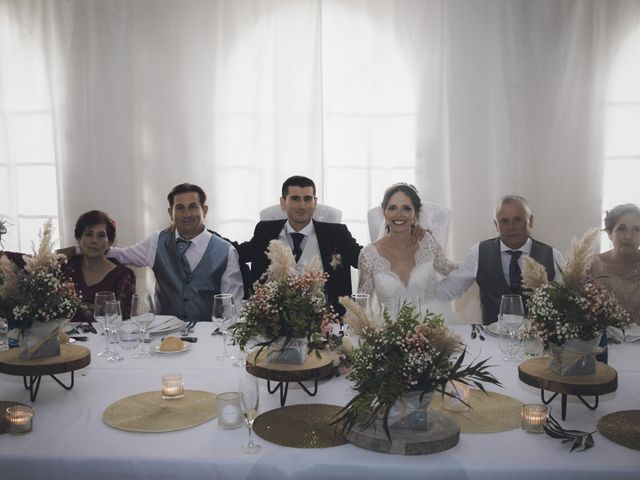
[476,237,555,325]
[153,231,230,322]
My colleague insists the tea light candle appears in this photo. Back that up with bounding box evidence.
[6,405,33,434]
[217,392,242,429]
[161,374,184,399]
[521,404,548,433]
[443,381,471,412]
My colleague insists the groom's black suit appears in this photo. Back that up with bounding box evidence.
[236,219,361,315]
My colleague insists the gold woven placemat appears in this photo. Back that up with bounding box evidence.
[597,410,640,450]
[253,404,347,448]
[0,401,28,435]
[102,390,217,433]
[431,390,523,433]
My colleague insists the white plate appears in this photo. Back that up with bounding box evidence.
[152,342,192,354]
[485,322,499,336]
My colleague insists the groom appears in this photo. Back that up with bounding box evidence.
[236,176,361,315]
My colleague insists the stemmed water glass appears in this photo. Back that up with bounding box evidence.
[131,293,155,359]
[94,291,116,357]
[239,376,260,454]
[104,300,124,362]
[213,293,236,360]
[498,294,525,362]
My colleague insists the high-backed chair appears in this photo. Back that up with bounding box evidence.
[259,204,343,224]
[367,201,451,249]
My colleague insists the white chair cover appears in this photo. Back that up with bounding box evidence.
[259,204,343,223]
[367,201,451,248]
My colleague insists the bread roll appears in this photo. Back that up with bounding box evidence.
[160,336,184,352]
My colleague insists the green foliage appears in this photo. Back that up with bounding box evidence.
[336,305,500,441]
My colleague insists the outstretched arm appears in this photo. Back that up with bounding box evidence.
[434,244,478,301]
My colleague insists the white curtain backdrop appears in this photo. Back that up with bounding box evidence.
[2,0,640,321]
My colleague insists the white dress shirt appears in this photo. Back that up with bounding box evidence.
[436,237,565,301]
[106,228,244,304]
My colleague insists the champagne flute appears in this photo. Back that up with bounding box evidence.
[239,376,261,454]
[498,294,525,361]
[104,300,124,362]
[131,293,155,359]
[94,291,116,357]
[213,293,235,360]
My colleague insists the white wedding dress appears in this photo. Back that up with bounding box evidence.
[358,233,458,323]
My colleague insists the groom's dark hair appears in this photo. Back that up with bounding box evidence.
[281,176,316,197]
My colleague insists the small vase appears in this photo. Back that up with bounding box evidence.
[548,335,601,376]
[266,337,308,365]
[388,390,434,431]
[19,319,66,360]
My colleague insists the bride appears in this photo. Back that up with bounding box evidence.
[358,183,458,321]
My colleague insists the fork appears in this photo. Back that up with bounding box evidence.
[181,321,196,335]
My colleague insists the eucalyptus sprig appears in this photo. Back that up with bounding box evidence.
[543,414,595,452]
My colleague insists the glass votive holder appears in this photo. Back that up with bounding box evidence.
[161,374,184,400]
[521,404,548,434]
[443,380,471,412]
[6,405,33,434]
[217,392,242,429]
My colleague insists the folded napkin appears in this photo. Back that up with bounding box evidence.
[608,324,640,344]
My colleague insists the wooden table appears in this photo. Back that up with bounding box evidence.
[518,356,617,420]
[246,349,334,406]
[0,344,91,401]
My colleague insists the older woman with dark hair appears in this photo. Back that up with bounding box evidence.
[589,203,640,326]
[65,210,136,322]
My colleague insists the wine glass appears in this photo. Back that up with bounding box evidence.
[239,375,261,454]
[232,302,247,368]
[94,291,116,357]
[213,293,236,360]
[131,293,155,359]
[498,294,525,361]
[104,300,124,362]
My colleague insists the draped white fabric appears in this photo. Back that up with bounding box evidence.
[1,0,640,319]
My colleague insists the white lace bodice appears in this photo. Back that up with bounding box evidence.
[358,233,457,308]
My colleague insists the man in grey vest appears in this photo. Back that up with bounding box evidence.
[436,195,564,325]
[103,183,243,322]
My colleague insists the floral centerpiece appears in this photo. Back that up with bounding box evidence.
[337,298,500,440]
[232,240,338,364]
[0,220,81,359]
[522,229,630,375]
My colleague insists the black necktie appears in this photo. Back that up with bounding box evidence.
[291,233,305,263]
[176,239,193,275]
[506,250,522,293]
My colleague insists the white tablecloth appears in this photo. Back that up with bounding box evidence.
[1,324,639,480]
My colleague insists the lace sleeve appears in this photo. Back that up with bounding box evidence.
[115,268,137,320]
[427,234,458,276]
[357,246,376,296]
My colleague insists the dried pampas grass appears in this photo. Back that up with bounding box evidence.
[265,239,295,281]
[339,296,382,341]
[562,229,599,290]
[521,256,550,291]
